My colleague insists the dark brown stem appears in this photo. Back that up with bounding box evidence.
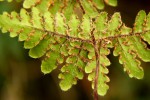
[91,28,100,100]
[94,45,100,100]
[76,0,85,14]
[94,42,101,100]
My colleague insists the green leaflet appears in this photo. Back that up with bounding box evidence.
[59,58,85,91]
[41,37,63,74]
[91,0,104,10]
[43,11,54,32]
[32,7,43,29]
[23,0,51,12]
[94,12,122,39]
[29,35,51,58]
[142,12,150,44]
[134,10,146,33]
[78,15,91,40]
[18,9,31,41]
[23,0,38,9]
[95,12,108,32]
[55,12,67,35]
[82,42,95,60]
[128,36,150,62]
[62,0,76,21]
[24,30,46,49]
[142,31,150,44]
[80,0,98,17]
[108,12,122,31]
[145,12,150,31]
[23,7,46,49]
[94,12,108,39]
[41,51,60,74]
[107,12,122,36]
[0,11,22,37]
[59,42,86,91]
[104,0,117,7]
[35,0,51,12]
[120,24,132,35]
[68,14,80,37]
[49,0,62,15]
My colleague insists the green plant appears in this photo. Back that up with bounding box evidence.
[0,0,150,100]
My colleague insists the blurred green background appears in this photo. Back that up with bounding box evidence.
[0,0,150,100]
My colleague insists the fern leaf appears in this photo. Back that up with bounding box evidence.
[21,0,118,19]
[80,0,98,17]
[35,0,52,12]
[107,12,122,36]
[145,12,150,31]
[49,0,63,15]
[59,62,84,91]
[141,12,150,44]
[94,12,108,39]
[104,0,117,7]
[142,31,150,44]
[91,0,104,10]
[58,40,89,90]
[41,51,61,74]
[62,0,76,21]
[43,11,54,32]
[23,7,46,49]
[113,37,144,79]
[68,14,80,37]
[29,35,51,58]
[41,36,65,74]
[94,12,122,40]
[78,15,91,40]
[128,36,150,62]
[0,5,150,98]
[23,0,39,9]
[59,42,87,91]
[85,46,110,96]
[54,12,67,35]
[0,11,22,37]
[134,10,146,33]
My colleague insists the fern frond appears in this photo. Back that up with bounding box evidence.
[134,10,146,33]
[112,11,150,79]
[104,0,117,6]
[0,6,150,97]
[113,37,144,79]
[23,0,40,9]
[85,46,110,96]
[22,0,117,10]
[58,41,87,91]
[22,0,117,19]
[141,12,150,44]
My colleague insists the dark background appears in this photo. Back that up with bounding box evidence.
[0,0,150,100]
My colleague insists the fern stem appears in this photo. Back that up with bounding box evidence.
[91,28,100,100]
[94,50,100,100]
[76,0,85,14]
[94,42,100,100]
